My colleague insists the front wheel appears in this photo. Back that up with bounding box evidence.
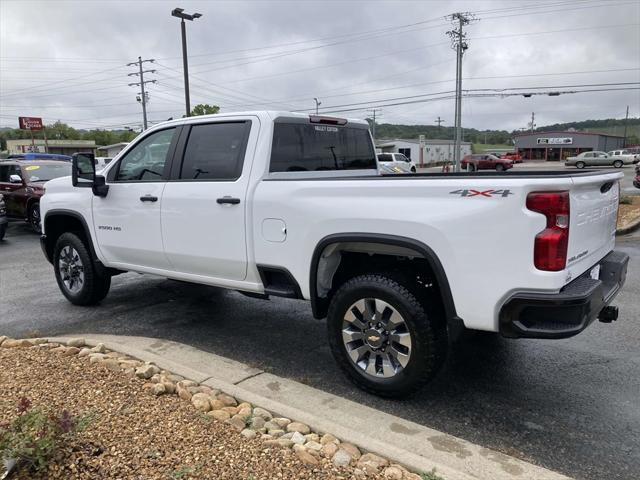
[495,164,505,172]
[576,161,586,169]
[327,274,447,397]
[410,166,416,173]
[613,160,623,168]
[54,232,111,305]
[29,202,41,234]
[468,164,476,172]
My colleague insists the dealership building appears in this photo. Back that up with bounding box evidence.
[5,139,97,156]
[513,131,625,161]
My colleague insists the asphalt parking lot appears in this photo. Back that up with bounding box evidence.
[0,171,638,480]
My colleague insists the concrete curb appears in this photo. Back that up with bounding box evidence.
[616,215,640,235]
[47,334,571,480]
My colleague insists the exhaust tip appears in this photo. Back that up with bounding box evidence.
[598,305,619,323]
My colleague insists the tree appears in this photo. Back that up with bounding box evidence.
[190,104,220,116]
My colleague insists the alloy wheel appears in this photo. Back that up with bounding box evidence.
[58,246,85,294]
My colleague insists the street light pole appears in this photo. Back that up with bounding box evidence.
[172,7,202,118]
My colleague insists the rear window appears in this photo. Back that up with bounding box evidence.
[377,153,393,162]
[270,123,376,172]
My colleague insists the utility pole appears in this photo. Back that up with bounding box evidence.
[172,8,202,117]
[435,116,445,131]
[529,112,536,133]
[623,105,629,147]
[368,108,381,140]
[314,97,321,115]
[447,12,476,172]
[128,57,156,130]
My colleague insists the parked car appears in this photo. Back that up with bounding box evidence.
[8,153,71,162]
[634,164,640,189]
[461,154,513,171]
[0,194,7,241]
[40,111,628,397]
[565,151,632,168]
[0,159,72,233]
[607,149,639,164]
[377,152,416,173]
[501,152,523,163]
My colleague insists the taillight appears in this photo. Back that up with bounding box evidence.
[526,191,570,271]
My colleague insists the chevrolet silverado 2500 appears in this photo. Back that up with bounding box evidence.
[39,112,629,397]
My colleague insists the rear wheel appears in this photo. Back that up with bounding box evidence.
[576,161,586,169]
[495,164,505,172]
[410,166,416,173]
[468,164,476,172]
[54,232,111,305]
[29,203,41,234]
[327,274,447,397]
[613,160,623,168]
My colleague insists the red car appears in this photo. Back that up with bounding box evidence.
[0,159,71,233]
[461,154,514,172]
[501,152,522,163]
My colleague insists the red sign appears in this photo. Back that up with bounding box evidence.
[18,116,43,131]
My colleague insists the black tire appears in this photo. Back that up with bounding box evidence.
[468,164,476,172]
[576,161,585,169]
[613,160,623,168]
[53,232,111,305]
[495,164,505,172]
[410,166,416,173]
[0,223,6,241]
[327,274,447,398]
[29,202,42,234]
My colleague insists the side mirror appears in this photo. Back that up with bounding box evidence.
[9,174,23,184]
[72,152,108,197]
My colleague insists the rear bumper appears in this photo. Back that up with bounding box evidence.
[499,250,629,339]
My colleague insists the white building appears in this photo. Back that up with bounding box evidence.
[376,139,472,166]
[99,142,129,157]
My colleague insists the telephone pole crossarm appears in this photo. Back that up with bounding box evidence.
[128,57,156,130]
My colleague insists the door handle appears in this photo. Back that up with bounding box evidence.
[139,195,158,202]
[216,196,240,205]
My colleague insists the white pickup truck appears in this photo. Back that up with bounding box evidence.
[39,111,629,397]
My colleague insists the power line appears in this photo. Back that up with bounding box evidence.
[127,57,157,130]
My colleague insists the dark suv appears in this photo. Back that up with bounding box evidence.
[0,159,71,233]
[0,193,7,240]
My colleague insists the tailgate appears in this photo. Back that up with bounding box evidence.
[567,171,622,277]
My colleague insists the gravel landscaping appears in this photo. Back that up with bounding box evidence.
[0,337,432,480]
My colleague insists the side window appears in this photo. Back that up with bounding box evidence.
[115,128,176,182]
[584,153,593,158]
[0,165,9,182]
[179,122,250,180]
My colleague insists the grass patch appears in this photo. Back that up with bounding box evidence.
[620,195,633,205]
[421,468,445,480]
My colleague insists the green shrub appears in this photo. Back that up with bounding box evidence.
[619,195,632,205]
[0,397,89,473]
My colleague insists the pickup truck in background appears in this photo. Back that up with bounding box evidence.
[607,149,639,164]
[39,111,629,397]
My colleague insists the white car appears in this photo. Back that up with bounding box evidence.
[377,152,417,173]
[607,150,639,164]
[40,111,629,397]
[94,157,113,171]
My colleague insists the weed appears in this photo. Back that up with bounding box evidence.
[421,468,445,480]
[620,195,632,205]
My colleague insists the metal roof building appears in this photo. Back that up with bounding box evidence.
[513,131,624,161]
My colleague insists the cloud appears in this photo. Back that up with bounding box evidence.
[1,0,638,131]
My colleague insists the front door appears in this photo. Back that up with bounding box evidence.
[92,127,178,270]
[0,164,25,217]
[161,119,256,281]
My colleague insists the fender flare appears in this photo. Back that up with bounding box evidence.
[309,233,459,324]
[42,209,100,266]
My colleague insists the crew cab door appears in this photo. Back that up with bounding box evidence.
[93,127,179,270]
[161,118,256,280]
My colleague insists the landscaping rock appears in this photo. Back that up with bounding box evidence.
[90,343,106,353]
[252,407,272,421]
[228,415,247,432]
[290,431,306,445]
[269,429,285,438]
[383,466,404,479]
[135,364,160,379]
[177,385,192,401]
[89,353,107,364]
[340,442,361,460]
[287,422,310,435]
[273,417,291,428]
[78,348,92,357]
[238,406,252,417]
[321,433,339,445]
[151,383,166,396]
[3,339,36,348]
[216,393,237,407]
[51,346,68,354]
[0,336,7,346]
[322,442,339,458]
[332,448,353,467]
[240,428,257,439]
[102,359,122,372]
[191,393,212,412]
[62,347,80,356]
[207,410,231,422]
[305,440,323,453]
[250,416,266,430]
[357,453,389,474]
[67,338,85,347]
[304,433,320,443]
[162,382,176,394]
[296,448,319,466]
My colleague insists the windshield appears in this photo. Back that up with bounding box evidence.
[23,163,71,182]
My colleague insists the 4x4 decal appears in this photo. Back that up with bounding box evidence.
[450,189,514,198]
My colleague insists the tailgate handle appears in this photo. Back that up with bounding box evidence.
[600,182,614,193]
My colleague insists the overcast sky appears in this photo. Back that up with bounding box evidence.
[1,0,639,132]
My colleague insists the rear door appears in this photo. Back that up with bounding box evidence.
[161,118,256,280]
[93,127,179,269]
[0,163,25,217]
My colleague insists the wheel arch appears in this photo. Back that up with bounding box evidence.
[42,209,98,266]
[309,233,460,325]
